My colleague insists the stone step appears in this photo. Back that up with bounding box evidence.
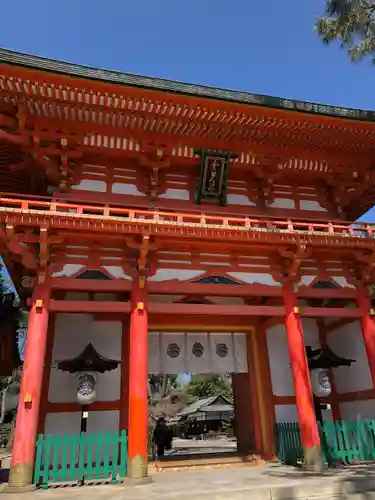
[151,453,265,472]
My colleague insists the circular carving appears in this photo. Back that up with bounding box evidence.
[167,343,180,358]
[192,342,204,358]
[216,343,228,358]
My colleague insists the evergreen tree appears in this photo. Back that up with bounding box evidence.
[185,374,233,400]
[316,1,375,62]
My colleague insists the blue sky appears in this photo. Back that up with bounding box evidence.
[1,0,374,223]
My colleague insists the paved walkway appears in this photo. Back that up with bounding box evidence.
[2,463,375,499]
[164,437,237,457]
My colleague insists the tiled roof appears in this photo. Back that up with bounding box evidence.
[177,395,233,417]
[1,48,375,122]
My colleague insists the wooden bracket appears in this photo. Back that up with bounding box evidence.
[278,243,311,283]
[5,225,38,270]
[137,235,150,272]
[138,143,172,201]
[354,250,375,286]
[138,276,146,289]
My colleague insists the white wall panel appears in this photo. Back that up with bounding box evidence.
[329,321,372,394]
[46,313,122,437]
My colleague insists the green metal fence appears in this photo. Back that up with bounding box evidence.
[275,422,304,465]
[275,420,375,466]
[34,430,128,488]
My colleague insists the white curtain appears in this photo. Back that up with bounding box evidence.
[161,333,187,374]
[148,332,161,374]
[186,333,210,373]
[148,332,248,374]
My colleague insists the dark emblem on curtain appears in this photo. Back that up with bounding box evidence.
[167,343,181,358]
[216,343,228,358]
[192,342,204,358]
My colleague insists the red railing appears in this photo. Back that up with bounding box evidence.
[0,195,374,240]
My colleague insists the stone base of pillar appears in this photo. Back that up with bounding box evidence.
[3,463,36,493]
[303,446,323,472]
[123,476,153,486]
[127,455,148,480]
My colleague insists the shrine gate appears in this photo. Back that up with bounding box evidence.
[0,48,375,489]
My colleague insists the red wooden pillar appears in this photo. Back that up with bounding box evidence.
[356,285,375,387]
[119,317,130,432]
[127,283,149,479]
[283,284,321,469]
[7,283,50,491]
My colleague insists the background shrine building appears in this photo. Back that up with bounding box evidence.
[1,48,375,486]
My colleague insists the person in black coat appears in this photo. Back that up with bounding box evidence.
[152,417,173,458]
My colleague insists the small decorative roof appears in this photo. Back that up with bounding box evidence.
[306,345,355,370]
[57,343,120,373]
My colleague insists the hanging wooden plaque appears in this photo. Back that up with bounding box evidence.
[196,152,230,205]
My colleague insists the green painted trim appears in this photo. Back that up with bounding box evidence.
[1,48,375,122]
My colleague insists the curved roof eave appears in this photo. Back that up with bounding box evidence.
[1,47,375,123]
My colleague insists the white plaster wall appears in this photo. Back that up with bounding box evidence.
[300,200,326,212]
[269,319,375,422]
[149,269,205,282]
[71,179,106,192]
[147,266,280,286]
[267,319,321,423]
[275,405,298,423]
[340,400,375,420]
[269,198,295,209]
[329,321,372,394]
[159,188,190,200]
[47,313,122,437]
[112,183,147,196]
[328,321,375,419]
[44,411,119,437]
[275,405,333,423]
[44,411,120,465]
[228,272,281,286]
[227,194,255,206]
